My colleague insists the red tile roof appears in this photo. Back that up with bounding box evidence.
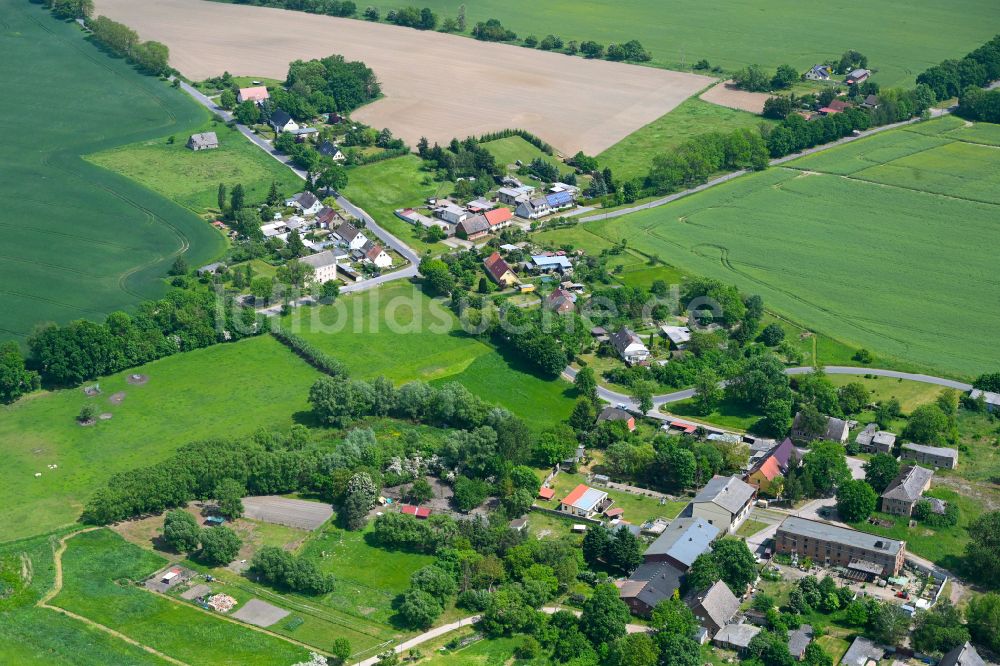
[538,487,556,500]
[365,244,385,262]
[484,207,513,226]
[605,507,625,518]
[401,504,431,518]
[561,484,590,508]
[483,251,514,282]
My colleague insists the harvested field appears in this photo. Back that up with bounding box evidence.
[92,0,714,154]
[231,599,290,628]
[241,496,333,530]
[699,81,770,114]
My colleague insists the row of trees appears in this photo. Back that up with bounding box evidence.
[86,15,171,76]
[645,128,770,195]
[919,34,1000,102]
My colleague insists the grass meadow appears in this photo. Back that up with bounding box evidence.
[87,119,303,216]
[281,282,577,429]
[0,3,224,341]
[52,529,309,665]
[0,335,320,542]
[413,0,997,88]
[579,118,1000,378]
[483,136,564,171]
[598,97,771,181]
[340,155,453,255]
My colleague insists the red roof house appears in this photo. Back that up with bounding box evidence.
[538,487,556,500]
[484,207,514,229]
[401,504,432,519]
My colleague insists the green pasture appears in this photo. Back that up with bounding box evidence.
[0,336,320,542]
[826,374,944,414]
[87,119,303,216]
[483,136,564,171]
[0,3,224,341]
[52,529,308,665]
[579,119,1000,377]
[598,97,770,181]
[413,0,997,87]
[281,282,577,429]
[340,155,452,255]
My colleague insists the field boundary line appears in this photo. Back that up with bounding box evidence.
[37,527,187,666]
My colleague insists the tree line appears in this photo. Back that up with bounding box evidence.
[86,14,171,76]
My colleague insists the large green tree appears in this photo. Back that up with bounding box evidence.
[912,600,970,655]
[966,592,1000,653]
[162,509,200,552]
[0,341,39,404]
[579,583,631,648]
[198,526,242,565]
[862,453,900,494]
[965,511,1000,587]
[836,479,877,522]
[802,441,851,495]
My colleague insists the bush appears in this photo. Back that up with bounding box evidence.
[251,546,335,594]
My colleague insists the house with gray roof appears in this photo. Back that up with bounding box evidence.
[644,517,719,570]
[841,636,885,666]
[970,389,1000,413]
[901,442,958,469]
[788,625,814,660]
[617,561,683,617]
[714,623,761,653]
[691,475,756,534]
[880,465,934,516]
[686,580,739,635]
[775,516,905,577]
[791,411,849,444]
[610,327,650,364]
[856,424,896,454]
[186,131,218,151]
[939,642,986,666]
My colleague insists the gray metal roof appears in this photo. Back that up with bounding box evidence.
[881,465,933,503]
[645,517,719,567]
[299,251,340,269]
[902,442,958,458]
[788,625,813,656]
[841,636,885,666]
[621,561,683,609]
[714,623,761,648]
[970,389,1000,406]
[693,475,756,515]
[939,642,985,666]
[779,516,904,555]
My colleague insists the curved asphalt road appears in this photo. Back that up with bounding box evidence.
[174,79,419,296]
[563,365,972,419]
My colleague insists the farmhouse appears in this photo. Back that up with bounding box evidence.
[610,327,650,364]
[268,109,299,133]
[791,411,849,444]
[845,68,871,85]
[970,389,1000,412]
[691,475,756,534]
[186,131,218,150]
[457,215,490,241]
[360,241,392,268]
[558,484,611,518]
[315,206,343,229]
[901,442,958,469]
[774,516,906,577]
[880,465,934,516]
[660,325,692,349]
[596,406,636,432]
[285,191,323,216]
[618,561,684,616]
[686,581,740,636]
[237,86,269,104]
[299,250,344,284]
[516,197,551,219]
[644,517,719,570]
[714,624,761,654]
[820,99,852,115]
[856,424,896,454]
[545,287,577,314]
[483,207,514,231]
[317,140,346,161]
[434,201,469,225]
[498,185,535,205]
[334,221,369,250]
[805,64,832,81]
[527,253,573,274]
[745,438,795,494]
[483,251,518,287]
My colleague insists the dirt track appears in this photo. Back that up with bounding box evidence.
[92,0,714,154]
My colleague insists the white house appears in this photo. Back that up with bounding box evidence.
[285,191,323,216]
[334,222,369,251]
[691,475,756,534]
[559,484,610,519]
[299,250,346,285]
[434,201,469,225]
[317,141,346,162]
[361,241,392,268]
[610,327,650,364]
[804,65,832,81]
[516,197,551,220]
[268,110,299,134]
[497,185,535,205]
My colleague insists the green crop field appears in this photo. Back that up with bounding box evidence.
[281,282,577,428]
[598,97,771,181]
[0,3,225,341]
[0,335,320,542]
[413,0,997,88]
[52,529,308,665]
[578,118,1000,378]
[87,119,303,216]
[340,155,453,255]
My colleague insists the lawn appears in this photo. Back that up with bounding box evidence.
[734,519,770,539]
[0,3,225,342]
[667,396,763,433]
[537,471,687,526]
[412,0,997,88]
[579,118,1000,378]
[87,118,303,216]
[51,529,309,665]
[340,155,453,255]
[826,374,945,414]
[0,529,171,665]
[598,97,771,181]
[281,282,577,429]
[0,335,320,542]
[483,136,564,171]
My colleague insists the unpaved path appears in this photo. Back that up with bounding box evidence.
[92,0,714,155]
